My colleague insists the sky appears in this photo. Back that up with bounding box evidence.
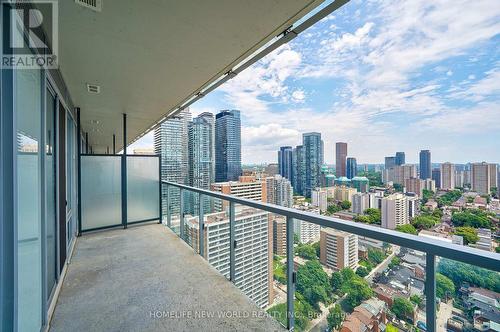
[130,0,500,165]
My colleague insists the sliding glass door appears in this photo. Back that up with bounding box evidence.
[45,85,58,301]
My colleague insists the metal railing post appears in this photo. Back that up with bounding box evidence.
[229,201,235,282]
[166,184,171,228]
[286,216,295,331]
[198,193,204,256]
[179,188,184,238]
[425,254,436,332]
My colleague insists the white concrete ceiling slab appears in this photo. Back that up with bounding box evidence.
[56,0,324,153]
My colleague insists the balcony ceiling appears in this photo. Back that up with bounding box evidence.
[56,0,324,153]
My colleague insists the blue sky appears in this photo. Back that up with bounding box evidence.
[132,0,500,164]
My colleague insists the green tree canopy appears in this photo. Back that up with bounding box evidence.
[364,208,381,224]
[389,256,401,269]
[340,200,351,210]
[296,244,318,260]
[454,226,479,245]
[327,304,344,331]
[327,204,342,215]
[391,297,414,320]
[451,210,492,229]
[396,224,417,235]
[343,277,373,311]
[354,215,371,224]
[438,259,500,293]
[297,260,331,309]
[330,271,344,294]
[436,190,462,206]
[412,215,439,230]
[368,248,385,265]
[436,273,455,299]
[410,294,422,307]
[356,266,369,278]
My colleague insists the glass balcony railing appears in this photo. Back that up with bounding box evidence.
[162,181,500,332]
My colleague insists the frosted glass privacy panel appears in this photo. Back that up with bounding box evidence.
[81,156,122,230]
[127,156,160,223]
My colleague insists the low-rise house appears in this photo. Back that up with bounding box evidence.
[340,298,387,332]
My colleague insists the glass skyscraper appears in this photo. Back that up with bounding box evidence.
[154,109,191,215]
[215,110,242,182]
[303,132,323,198]
[419,150,432,180]
[395,152,405,166]
[292,145,305,195]
[346,157,357,179]
[278,146,293,181]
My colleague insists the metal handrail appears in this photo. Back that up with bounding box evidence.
[163,181,499,271]
[163,180,500,332]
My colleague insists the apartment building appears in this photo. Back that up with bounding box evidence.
[381,193,409,230]
[311,188,328,212]
[265,175,293,208]
[184,207,272,308]
[273,217,287,256]
[211,175,266,210]
[440,162,456,190]
[405,177,424,197]
[320,228,358,271]
[393,164,417,185]
[471,162,491,195]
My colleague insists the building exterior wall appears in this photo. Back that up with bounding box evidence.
[381,193,409,229]
[336,142,348,177]
[215,110,241,182]
[440,162,456,190]
[320,228,358,271]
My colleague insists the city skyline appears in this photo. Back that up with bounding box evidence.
[130,0,500,164]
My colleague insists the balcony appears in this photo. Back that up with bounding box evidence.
[49,223,284,332]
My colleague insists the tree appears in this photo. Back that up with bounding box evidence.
[327,304,344,331]
[364,208,381,224]
[391,297,414,320]
[396,224,417,235]
[297,260,331,309]
[436,273,455,299]
[393,183,404,192]
[454,227,479,245]
[451,210,492,229]
[421,189,434,205]
[432,208,443,219]
[368,249,385,265]
[296,244,317,260]
[410,295,423,307]
[354,215,371,224]
[436,190,462,206]
[389,256,401,269]
[327,204,342,214]
[340,200,351,210]
[312,241,320,258]
[330,271,344,294]
[343,278,373,311]
[412,215,439,230]
[356,266,369,278]
[438,259,500,293]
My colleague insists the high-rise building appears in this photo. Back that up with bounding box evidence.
[346,157,357,179]
[278,146,293,181]
[455,171,465,188]
[351,176,369,193]
[405,177,424,197]
[424,178,436,192]
[187,113,215,213]
[334,185,358,203]
[311,188,328,212]
[294,220,320,244]
[471,162,491,194]
[419,150,431,180]
[385,156,396,170]
[336,142,348,177]
[352,193,370,214]
[393,164,417,185]
[320,228,358,271]
[381,193,409,230]
[395,152,405,166]
[292,145,305,195]
[273,217,287,256]
[215,110,241,182]
[489,164,498,190]
[265,175,293,208]
[432,168,441,189]
[184,207,272,308]
[154,108,191,215]
[211,176,266,211]
[303,133,323,198]
[440,162,455,190]
[406,193,419,220]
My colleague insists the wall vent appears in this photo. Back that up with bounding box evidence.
[75,0,102,12]
[87,84,100,94]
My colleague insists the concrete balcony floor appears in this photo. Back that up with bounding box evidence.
[49,223,285,332]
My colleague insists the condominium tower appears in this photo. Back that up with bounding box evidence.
[440,162,455,190]
[278,146,293,181]
[336,142,348,177]
[215,110,242,182]
[381,193,409,230]
[419,150,431,180]
[303,133,323,198]
[346,157,357,179]
[320,228,358,271]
